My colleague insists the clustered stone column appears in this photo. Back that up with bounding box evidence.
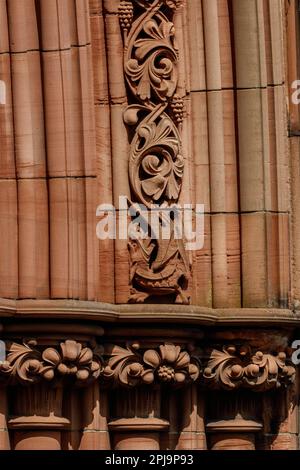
[0,337,295,450]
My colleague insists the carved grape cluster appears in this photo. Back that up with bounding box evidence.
[171,94,184,124]
[119,1,134,31]
[157,365,176,382]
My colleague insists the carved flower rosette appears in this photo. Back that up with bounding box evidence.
[0,340,296,392]
[143,344,200,385]
[42,340,103,384]
[103,342,200,388]
[0,340,103,386]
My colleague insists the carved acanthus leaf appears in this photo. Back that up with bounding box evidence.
[125,15,178,102]
[121,0,191,303]
[0,340,44,385]
[203,346,296,392]
[0,340,103,385]
[0,340,294,392]
[103,342,200,387]
[129,109,183,207]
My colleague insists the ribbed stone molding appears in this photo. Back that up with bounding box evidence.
[0,299,299,326]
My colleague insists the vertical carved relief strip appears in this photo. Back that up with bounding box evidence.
[119,0,191,304]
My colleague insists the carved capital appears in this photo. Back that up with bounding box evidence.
[103,342,200,387]
[0,340,103,386]
[202,345,296,392]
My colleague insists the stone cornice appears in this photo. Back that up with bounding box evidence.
[0,299,299,327]
[0,339,295,392]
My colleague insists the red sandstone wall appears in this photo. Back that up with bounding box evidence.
[0,0,292,308]
[0,0,299,452]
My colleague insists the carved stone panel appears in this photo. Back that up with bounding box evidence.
[119,0,191,304]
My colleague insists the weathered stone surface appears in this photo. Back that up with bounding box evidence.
[0,0,298,451]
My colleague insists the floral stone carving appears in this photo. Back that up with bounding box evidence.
[203,345,296,392]
[120,0,191,304]
[0,340,103,385]
[0,340,295,392]
[103,342,200,387]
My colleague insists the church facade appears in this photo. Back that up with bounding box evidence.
[0,0,299,450]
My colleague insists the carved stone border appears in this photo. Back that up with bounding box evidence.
[0,340,295,392]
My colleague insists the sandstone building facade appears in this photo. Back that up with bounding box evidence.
[0,0,299,450]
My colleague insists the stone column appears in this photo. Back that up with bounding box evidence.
[9,384,69,450]
[205,391,263,451]
[80,383,111,450]
[177,385,207,450]
[207,418,262,450]
[160,390,179,450]
[103,0,131,304]
[109,388,169,451]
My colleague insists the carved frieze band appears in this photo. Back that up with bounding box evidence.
[0,340,295,392]
[119,0,191,304]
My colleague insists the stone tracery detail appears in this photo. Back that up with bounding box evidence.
[120,0,191,304]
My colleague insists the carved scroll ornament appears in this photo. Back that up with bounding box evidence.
[203,345,296,392]
[119,0,191,304]
[103,342,200,387]
[0,340,103,385]
[0,340,295,391]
